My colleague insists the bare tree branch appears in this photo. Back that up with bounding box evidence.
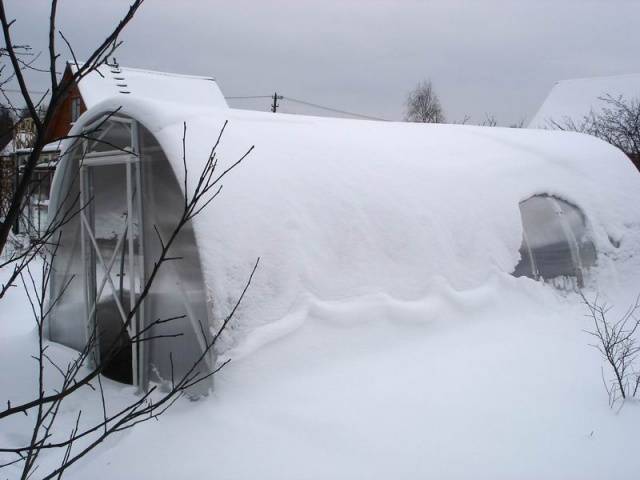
[0,0,144,259]
[48,0,59,91]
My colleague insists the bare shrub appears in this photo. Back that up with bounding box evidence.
[582,292,640,408]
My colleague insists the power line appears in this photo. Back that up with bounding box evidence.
[224,95,273,100]
[225,93,388,121]
[283,96,388,121]
[3,88,48,95]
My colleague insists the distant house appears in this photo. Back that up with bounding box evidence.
[0,117,60,237]
[46,61,228,143]
[529,73,640,169]
[1,61,227,236]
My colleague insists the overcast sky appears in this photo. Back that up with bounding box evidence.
[5,0,640,125]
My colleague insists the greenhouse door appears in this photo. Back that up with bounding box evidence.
[80,152,145,386]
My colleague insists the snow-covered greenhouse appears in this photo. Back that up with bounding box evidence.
[46,78,640,393]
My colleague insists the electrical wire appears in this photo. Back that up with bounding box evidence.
[224,95,274,100]
[282,96,388,121]
[3,89,48,95]
[225,93,388,121]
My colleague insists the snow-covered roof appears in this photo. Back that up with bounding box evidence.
[529,73,640,128]
[69,62,228,110]
[16,141,61,154]
[0,130,36,156]
[53,97,640,356]
[2,140,61,157]
[42,140,62,153]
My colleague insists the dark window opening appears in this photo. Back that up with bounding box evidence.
[96,292,133,384]
[71,97,82,123]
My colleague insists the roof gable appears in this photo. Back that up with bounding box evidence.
[68,62,228,110]
[529,73,640,129]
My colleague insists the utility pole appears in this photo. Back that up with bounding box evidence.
[271,92,283,113]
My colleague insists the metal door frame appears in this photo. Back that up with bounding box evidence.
[79,117,146,388]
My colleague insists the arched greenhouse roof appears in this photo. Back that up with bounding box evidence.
[52,97,640,354]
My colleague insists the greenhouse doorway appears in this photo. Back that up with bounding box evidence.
[80,149,144,385]
[48,114,214,394]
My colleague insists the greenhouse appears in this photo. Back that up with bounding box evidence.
[46,96,640,392]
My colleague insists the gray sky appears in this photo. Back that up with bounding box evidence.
[5,0,640,125]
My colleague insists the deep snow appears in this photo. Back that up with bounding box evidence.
[2,256,640,479]
[7,100,640,478]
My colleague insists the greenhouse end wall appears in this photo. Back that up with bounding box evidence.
[48,115,214,394]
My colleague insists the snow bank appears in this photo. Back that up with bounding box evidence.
[56,97,640,356]
[5,261,640,480]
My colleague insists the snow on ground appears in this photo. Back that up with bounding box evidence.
[6,102,640,478]
[2,256,640,479]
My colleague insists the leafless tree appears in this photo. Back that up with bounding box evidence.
[405,79,445,123]
[581,292,640,408]
[548,94,640,165]
[0,0,146,259]
[454,114,524,128]
[453,114,470,125]
[481,113,497,127]
[0,2,258,478]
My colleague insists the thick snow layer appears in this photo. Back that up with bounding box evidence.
[55,97,640,356]
[69,63,228,110]
[529,73,640,128]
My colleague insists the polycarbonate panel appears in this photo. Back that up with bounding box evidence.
[87,120,133,153]
[48,142,87,351]
[139,125,213,395]
[49,120,138,368]
[513,195,596,287]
